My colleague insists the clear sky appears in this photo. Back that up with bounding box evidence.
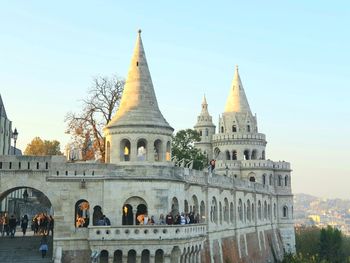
[1,1,349,198]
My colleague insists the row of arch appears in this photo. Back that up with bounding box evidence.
[105,139,171,163]
[214,148,265,161]
[220,124,257,133]
[261,174,289,187]
[99,244,202,263]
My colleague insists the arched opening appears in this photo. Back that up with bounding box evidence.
[93,205,103,226]
[219,202,222,224]
[100,250,108,263]
[106,141,111,163]
[154,139,162,162]
[249,176,256,182]
[171,197,179,216]
[141,249,150,263]
[285,175,288,186]
[232,150,237,160]
[120,139,131,161]
[75,199,90,227]
[184,199,189,214]
[244,203,246,223]
[269,174,273,185]
[247,125,251,132]
[278,175,282,186]
[264,201,267,220]
[192,195,198,214]
[136,204,148,225]
[155,249,164,263]
[225,150,230,160]
[251,150,257,160]
[128,250,136,263]
[166,141,171,161]
[214,148,221,159]
[252,203,255,221]
[258,200,262,220]
[205,128,209,136]
[200,201,205,223]
[283,206,288,218]
[262,150,265,160]
[232,125,237,132]
[262,174,266,185]
[122,204,133,225]
[199,130,202,136]
[230,202,234,223]
[238,199,243,222]
[137,139,147,161]
[171,246,181,263]
[244,150,250,160]
[221,126,224,133]
[274,203,277,219]
[268,204,271,220]
[224,198,229,223]
[247,200,251,222]
[114,250,123,263]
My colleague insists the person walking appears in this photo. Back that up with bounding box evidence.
[39,235,49,258]
[21,215,29,236]
[8,214,17,238]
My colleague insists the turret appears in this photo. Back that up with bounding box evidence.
[194,95,216,160]
[104,30,174,164]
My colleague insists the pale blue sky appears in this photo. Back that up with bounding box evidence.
[1,1,349,198]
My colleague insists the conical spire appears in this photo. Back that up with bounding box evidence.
[201,95,210,116]
[107,30,172,130]
[224,65,252,114]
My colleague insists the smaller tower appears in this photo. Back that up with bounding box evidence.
[194,95,216,161]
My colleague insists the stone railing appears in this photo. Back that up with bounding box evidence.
[212,132,266,141]
[88,224,207,241]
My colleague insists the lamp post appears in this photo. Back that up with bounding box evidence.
[12,128,18,155]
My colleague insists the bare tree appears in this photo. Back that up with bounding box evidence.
[65,76,124,162]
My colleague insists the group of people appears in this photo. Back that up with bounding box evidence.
[32,213,54,236]
[165,211,201,225]
[0,213,19,237]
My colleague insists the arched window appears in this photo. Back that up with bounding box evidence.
[238,199,243,222]
[154,139,162,162]
[262,174,266,185]
[128,250,136,263]
[264,201,267,220]
[155,249,164,262]
[232,150,237,160]
[278,175,282,186]
[137,139,147,161]
[135,204,148,225]
[244,150,250,160]
[247,125,251,132]
[247,200,251,222]
[269,174,273,185]
[114,250,122,263]
[268,204,271,220]
[214,148,221,159]
[221,126,224,133]
[192,195,198,214]
[100,250,108,263]
[219,202,223,224]
[251,150,257,160]
[75,199,90,227]
[262,150,266,160]
[285,175,288,186]
[283,206,288,218]
[120,139,131,161]
[199,130,202,136]
[93,205,103,226]
[166,141,171,161]
[230,202,234,223]
[252,203,255,221]
[141,250,150,263]
[258,201,262,220]
[224,198,229,223]
[244,203,246,223]
[205,129,209,136]
[249,176,256,182]
[200,201,205,223]
[232,125,237,132]
[211,197,218,223]
[273,203,277,219]
[225,150,230,160]
[106,141,110,163]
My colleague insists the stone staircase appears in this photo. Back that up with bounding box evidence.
[0,235,53,263]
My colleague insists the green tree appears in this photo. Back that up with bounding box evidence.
[319,226,344,263]
[24,137,62,156]
[65,75,124,162]
[171,129,207,170]
[295,226,320,256]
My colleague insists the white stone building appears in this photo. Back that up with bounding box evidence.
[0,31,295,263]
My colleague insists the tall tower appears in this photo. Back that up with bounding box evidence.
[213,66,267,164]
[194,95,216,161]
[104,30,174,164]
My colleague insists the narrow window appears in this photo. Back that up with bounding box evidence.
[18,162,21,169]
[221,126,224,133]
[232,125,237,132]
[28,162,30,169]
[247,125,251,132]
[56,171,59,176]
[36,162,39,169]
[136,61,139,66]
[0,162,2,169]
[45,162,48,169]
[9,162,12,169]
[65,171,68,176]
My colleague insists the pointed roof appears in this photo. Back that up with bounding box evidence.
[200,95,210,116]
[0,94,8,118]
[224,66,252,114]
[106,30,173,131]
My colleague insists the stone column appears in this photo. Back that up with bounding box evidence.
[108,255,114,263]
[133,209,138,225]
[164,255,171,263]
[149,254,155,263]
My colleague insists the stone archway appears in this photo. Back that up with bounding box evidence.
[123,196,147,225]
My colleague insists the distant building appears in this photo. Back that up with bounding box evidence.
[0,94,13,155]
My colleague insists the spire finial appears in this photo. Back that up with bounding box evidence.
[235,65,239,71]
[138,29,142,35]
